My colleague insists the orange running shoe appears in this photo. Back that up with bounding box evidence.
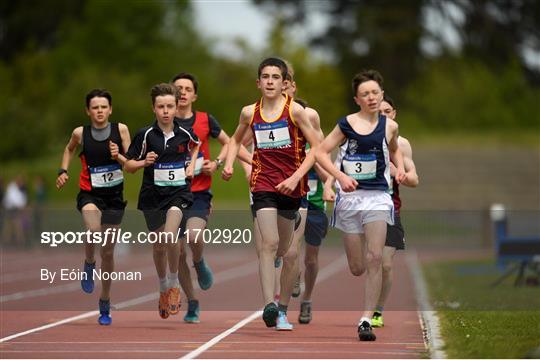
[159,291,169,319]
[168,287,181,315]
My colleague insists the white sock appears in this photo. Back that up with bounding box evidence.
[359,316,371,326]
[167,272,179,288]
[159,277,168,293]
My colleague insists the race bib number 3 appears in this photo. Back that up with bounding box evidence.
[154,162,186,186]
[342,153,377,180]
[90,164,123,188]
[254,120,291,149]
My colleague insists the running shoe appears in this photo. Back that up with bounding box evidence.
[194,258,214,290]
[168,287,181,315]
[372,312,384,327]
[98,299,112,326]
[159,291,169,319]
[274,257,282,268]
[184,299,200,323]
[292,274,301,298]
[262,302,279,327]
[275,310,293,331]
[298,301,312,324]
[81,261,95,294]
[358,321,376,341]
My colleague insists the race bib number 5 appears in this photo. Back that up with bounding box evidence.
[90,164,123,188]
[254,120,291,149]
[154,162,186,186]
[342,153,377,180]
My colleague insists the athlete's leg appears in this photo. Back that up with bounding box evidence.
[98,224,117,301]
[178,241,195,300]
[280,207,306,306]
[343,233,367,277]
[186,217,207,262]
[377,246,396,310]
[302,243,319,301]
[361,220,386,320]
[81,203,101,264]
[256,208,282,305]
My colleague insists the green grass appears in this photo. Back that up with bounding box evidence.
[424,259,540,358]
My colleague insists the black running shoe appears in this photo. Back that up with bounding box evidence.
[298,301,312,324]
[262,302,279,327]
[358,321,376,341]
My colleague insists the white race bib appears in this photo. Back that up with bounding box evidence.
[154,162,186,186]
[342,153,377,180]
[308,179,318,196]
[187,152,204,176]
[89,164,123,188]
[254,120,291,149]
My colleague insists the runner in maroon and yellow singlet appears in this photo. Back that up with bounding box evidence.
[222,57,320,330]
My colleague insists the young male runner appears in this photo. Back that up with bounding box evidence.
[371,95,419,327]
[124,83,199,320]
[56,89,131,325]
[172,72,250,323]
[278,63,334,328]
[315,70,405,341]
[222,57,320,329]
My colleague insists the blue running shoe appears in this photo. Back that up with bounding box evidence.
[98,299,112,326]
[274,257,282,268]
[184,299,200,323]
[194,258,213,290]
[275,311,293,331]
[81,261,95,294]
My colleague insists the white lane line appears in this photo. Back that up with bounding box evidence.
[179,254,348,359]
[406,250,447,359]
[0,311,99,343]
[0,260,259,343]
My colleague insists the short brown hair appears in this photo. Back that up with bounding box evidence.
[150,83,179,105]
[352,70,384,95]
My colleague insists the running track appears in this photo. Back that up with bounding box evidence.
[0,246,427,358]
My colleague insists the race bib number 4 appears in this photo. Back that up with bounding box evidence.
[90,164,123,188]
[342,153,377,180]
[154,162,186,186]
[254,120,291,149]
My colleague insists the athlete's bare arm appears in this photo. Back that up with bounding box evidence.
[186,143,200,179]
[109,123,131,167]
[222,104,254,181]
[394,137,418,187]
[315,125,358,193]
[275,102,320,195]
[386,118,405,184]
[56,126,83,189]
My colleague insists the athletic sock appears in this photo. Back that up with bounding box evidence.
[375,305,384,313]
[159,277,168,292]
[167,272,179,288]
[277,303,288,314]
[359,316,371,326]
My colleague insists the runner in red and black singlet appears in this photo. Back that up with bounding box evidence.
[56,89,131,326]
[222,57,320,330]
[171,72,251,324]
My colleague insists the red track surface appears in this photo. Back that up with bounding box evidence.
[1,245,427,359]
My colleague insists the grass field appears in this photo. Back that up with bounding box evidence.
[424,258,540,358]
